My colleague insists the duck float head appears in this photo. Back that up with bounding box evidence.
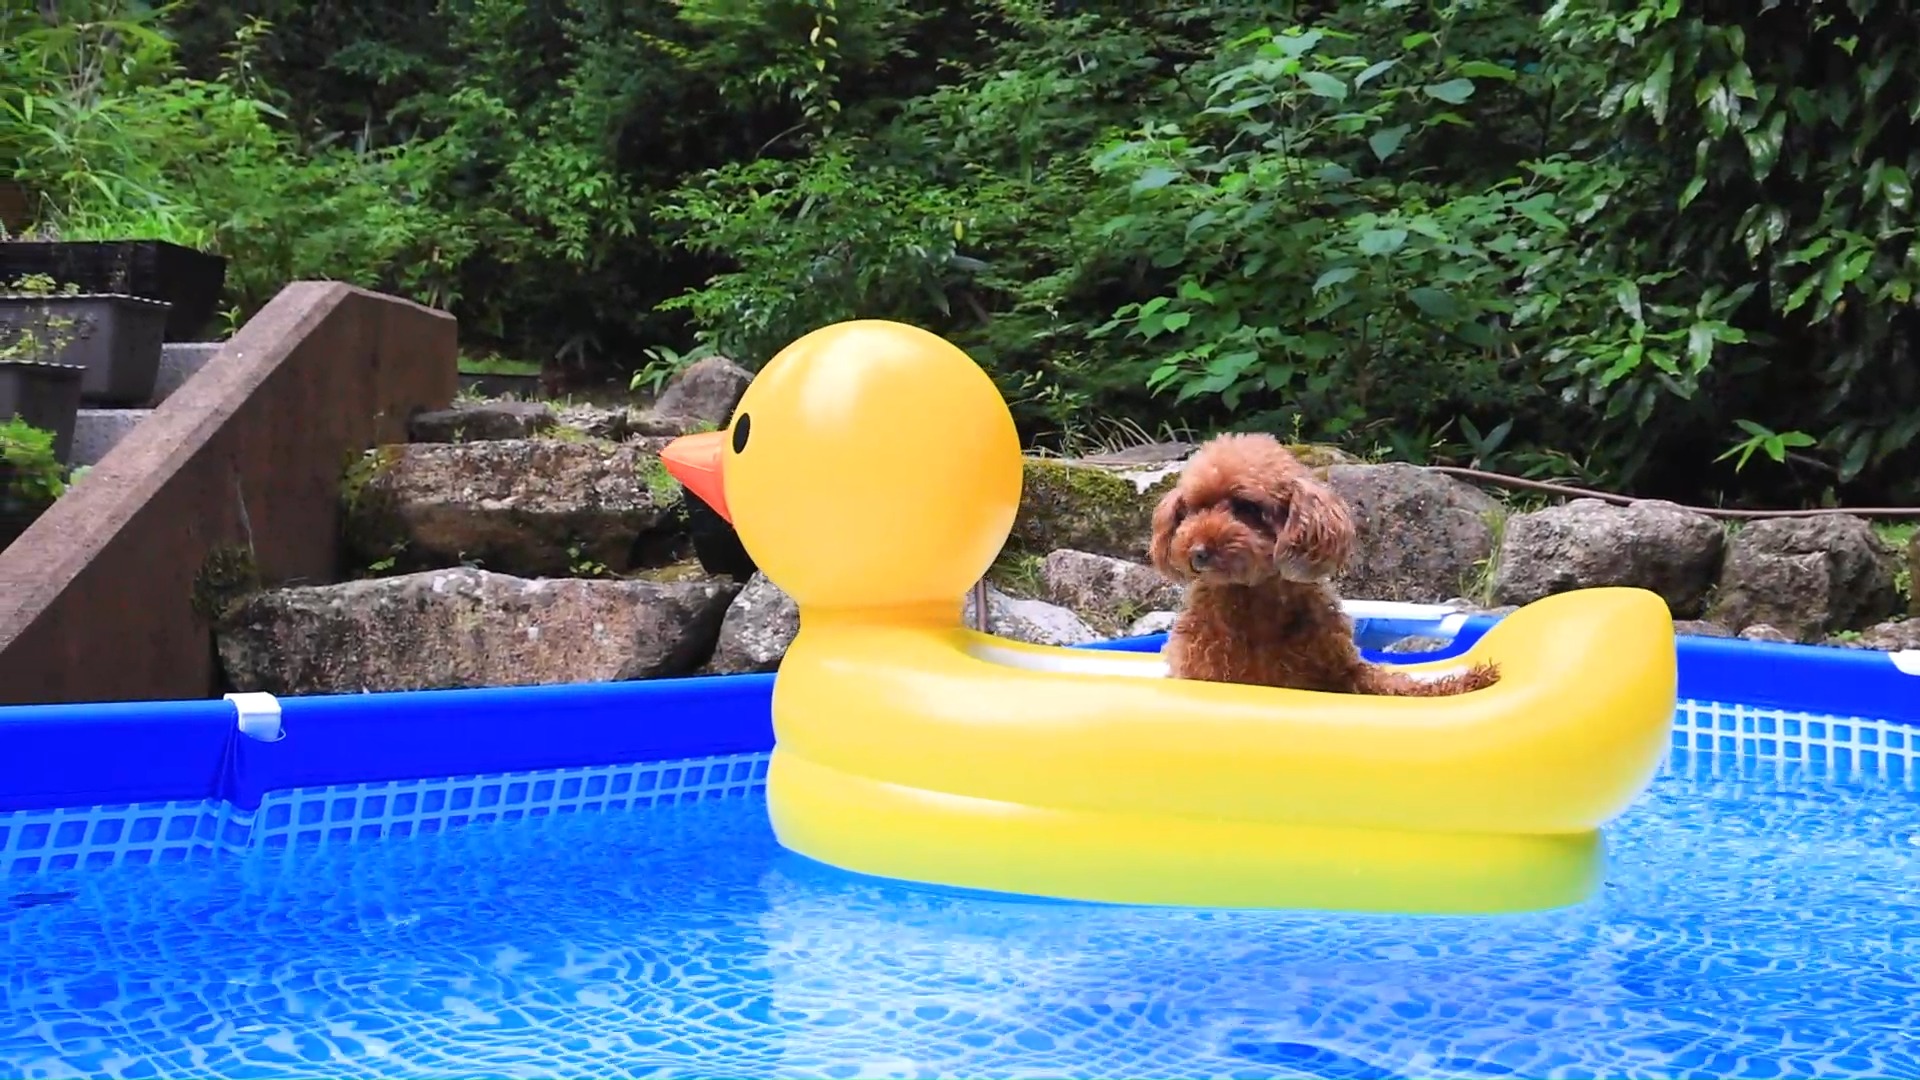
[659,320,1021,620]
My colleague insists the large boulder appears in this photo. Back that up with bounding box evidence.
[1040,549,1183,632]
[409,401,556,443]
[706,573,800,675]
[965,584,1100,646]
[1011,458,1169,563]
[1492,498,1725,616]
[1126,610,1177,637]
[216,569,738,695]
[1707,515,1902,641]
[630,356,755,435]
[1323,463,1502,603]
[343,440,685,577]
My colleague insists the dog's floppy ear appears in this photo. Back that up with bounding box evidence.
[1275,476,1355,579]
[1149,487,1183,576]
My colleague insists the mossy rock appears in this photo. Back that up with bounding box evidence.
[1289,443,1362,472]
[1010,458,1168,563]
[191,544,264,623]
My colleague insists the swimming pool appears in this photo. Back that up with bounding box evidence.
[3,618,1917,1079]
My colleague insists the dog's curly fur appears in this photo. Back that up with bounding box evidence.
[1149,432,1498,697]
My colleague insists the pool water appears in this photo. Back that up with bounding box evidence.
[3,749,1917,1080]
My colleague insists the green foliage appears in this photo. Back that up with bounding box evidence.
[1540,0,1920,496]
[10,0,1920,506]
[0,416,68,511]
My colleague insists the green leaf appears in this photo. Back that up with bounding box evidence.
[1161,311,1193,332]
[1313,266,1359,292]
[1640,50,1675,123]
[1685,323,1718,370]
[1354,59,1398,88]
[1454,61,1516,82]
[1273,30,1323,59]
[1131,167,1181,193]
[1178,280,1216,304]
[1358,228,1409,256]
[1840,436,1872,480]
[1879,165,1913,211]
[1209,350,1260,378]
[1614,280,1644,322]
[1210,93,1274,116]
[1743,111,1786,179]
[1300,71,1348,100]
[1726,61,1756,100]
[1406,286,1460,319]
[1679,175,1707,209]
[1422,78,1475,105]
[1367,124,1410,162]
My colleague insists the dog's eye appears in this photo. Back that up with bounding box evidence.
[1229,497,1268,527]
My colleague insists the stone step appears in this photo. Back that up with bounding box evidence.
[66,344,222,466]
[150,342,222,405]
[71,408,153,467]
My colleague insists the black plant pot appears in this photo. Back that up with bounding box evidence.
[0,293,170,406]
[0,240,226,342]
[0,358,84,464]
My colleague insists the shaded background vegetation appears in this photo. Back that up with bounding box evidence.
[6,0,1919,509]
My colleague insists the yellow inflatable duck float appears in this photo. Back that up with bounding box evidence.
[660,320,1676,915]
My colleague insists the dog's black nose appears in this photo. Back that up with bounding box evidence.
[1189,545,1212,570]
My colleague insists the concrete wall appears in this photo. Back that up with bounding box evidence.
[0,283,457,705]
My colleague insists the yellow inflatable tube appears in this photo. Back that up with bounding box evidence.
[660,319,1677,915]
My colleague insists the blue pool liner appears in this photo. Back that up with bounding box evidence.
[1,614,1914,814]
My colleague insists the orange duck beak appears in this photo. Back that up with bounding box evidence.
[659,431,731,523]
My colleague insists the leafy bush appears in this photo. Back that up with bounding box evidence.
[9,0,1918,506]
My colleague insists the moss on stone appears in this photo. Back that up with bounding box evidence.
[1010,458,1162,562]
[1285,443,1361,472]
[1875,521,1917,613]
[638,455,682,504]
[630,558,710,584]
[339,445,409,574]
[192,544,262,623]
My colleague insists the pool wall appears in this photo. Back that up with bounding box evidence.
[2,626,1916,878]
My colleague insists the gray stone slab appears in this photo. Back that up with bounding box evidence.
[72,408,152,467]
[150,342,222,405]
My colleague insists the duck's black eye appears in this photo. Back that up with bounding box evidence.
[731,413,751,454]
[1230,497,1269,529]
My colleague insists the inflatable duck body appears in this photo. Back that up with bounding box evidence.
[660,320,1676,914]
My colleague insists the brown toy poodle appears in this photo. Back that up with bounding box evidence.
[1149,432,1499,697]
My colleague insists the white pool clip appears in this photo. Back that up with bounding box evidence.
[1891,650,1920,677]
[225,691,285,742]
